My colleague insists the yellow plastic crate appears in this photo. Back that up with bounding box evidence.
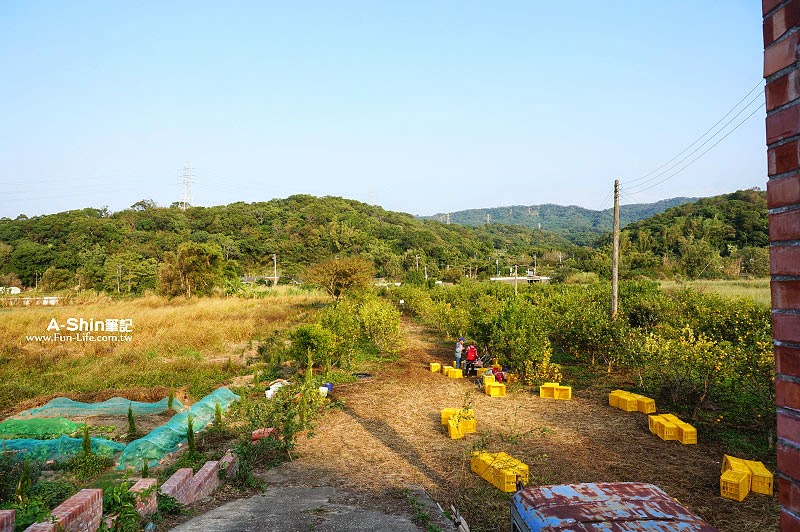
[744,460,773,495]
[483,374,496,385]
[655,419,678,441]
[476,368,491,378]
[661,413,681,424]
[440,408,460,425]
[636,396,656,414]
[617,393,639,412]
[720,469,750,501]
[554,386,572,400]
[539,382,559,398]
[648,415,663,434]
[722,454,751,475]
[442,365,454,377]
[448,368,463,379]
[676,422,697,445]
[447,417,464,439]
[484,382,506,397]
[470,452,528,492]
[459,416,477,434]
[608,390,626,408]
[429,362,441,373]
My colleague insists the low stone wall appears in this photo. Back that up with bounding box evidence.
[19,450,239,531]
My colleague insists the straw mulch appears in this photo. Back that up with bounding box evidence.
[277,317,779,532]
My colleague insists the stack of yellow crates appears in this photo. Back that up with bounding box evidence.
[539,382,572,400]
[647,413,696,444]
[609,390,656,413]
[720,455,773,501]
[441,408,476,439]
[470,451,528,492]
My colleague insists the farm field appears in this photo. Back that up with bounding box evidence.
[186,317,778,532]
[659,278,771,307]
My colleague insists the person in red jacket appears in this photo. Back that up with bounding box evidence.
[464,342,479,376]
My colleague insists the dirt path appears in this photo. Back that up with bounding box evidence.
[279,317,778,532]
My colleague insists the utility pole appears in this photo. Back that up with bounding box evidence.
[415,254,420,270]
[611,179,620,320]
[424,265,428,281]
[514,265,518,297]
[272,254,278,287]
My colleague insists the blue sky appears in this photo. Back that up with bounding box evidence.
[0,1,765,219]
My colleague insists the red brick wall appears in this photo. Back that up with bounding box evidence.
[129,477,158,517]
[189,460,220,502]
[160,468,194,505]
[764,1,800,530]
[44,488,102,532]
[0,510,14,532]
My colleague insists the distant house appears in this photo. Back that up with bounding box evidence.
[0,286,21,295]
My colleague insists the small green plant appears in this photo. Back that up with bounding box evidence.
[214,402,222,427]
[141,459,149,479]
[98,482,140,532]
[168,388,175,411]
[186,415,196,456]
[15,460,33,505]
[127,403,137,436]
[65,453,115,481]
[156,492,184,515]
[81,425,92,456]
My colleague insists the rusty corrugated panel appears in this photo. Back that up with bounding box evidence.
[511,482,717,531]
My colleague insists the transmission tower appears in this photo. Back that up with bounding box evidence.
[181,162,193,210]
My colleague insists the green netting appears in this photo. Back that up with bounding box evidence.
[116,387,240,469]
[0,417,85,439]
[16,396,185,418]
[2,435,126,461]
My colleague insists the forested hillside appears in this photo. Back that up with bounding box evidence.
[0,195,576,293]
[424,197,698,245]
[617,188,768,278]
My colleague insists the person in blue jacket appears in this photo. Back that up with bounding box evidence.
[454,337,465,369]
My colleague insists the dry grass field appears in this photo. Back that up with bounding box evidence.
[659,278,771,307]
[0,289,327,417]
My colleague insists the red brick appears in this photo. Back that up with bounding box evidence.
[781,475,800,515]
[775,312,800,344]
[768,70,800,111]
[767,102,800,144]
[765,2,800,47]
[189,461,220,502]
[23,524,55,532]
[129,478,157,517]
[765,32,800,77]
[773,279,800,309]
[777,377,800,411]
[0,510,14,532]
[766,0,786,16]
[778,344,800,378]
[780,411,800,445]
[160,468,193,505]
[779,442,800,481]
[768,173,800,206]
[770,209,800,240]
[772,244,800,275]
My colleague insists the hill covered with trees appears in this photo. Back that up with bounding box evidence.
[0,195,577,294]
[423,197,698,245]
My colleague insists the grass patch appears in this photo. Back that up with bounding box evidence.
[659,278,770,306]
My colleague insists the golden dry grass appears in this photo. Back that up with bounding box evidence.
[659,278,771,307]
[0,290,327,416]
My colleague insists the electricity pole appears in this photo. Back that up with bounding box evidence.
[272,254,278,287]
[611,179,620,320]
[181,163,192,211]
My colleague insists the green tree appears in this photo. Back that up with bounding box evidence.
[305,256,374,301]
[158,242,224,298]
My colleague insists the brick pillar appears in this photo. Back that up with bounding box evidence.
[764,1,800,530]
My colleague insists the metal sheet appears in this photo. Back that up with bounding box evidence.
[511,482,717,531]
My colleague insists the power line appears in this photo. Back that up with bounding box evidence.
[623,91,765,192]
[623,101,765,197]
[623,79,765,187]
